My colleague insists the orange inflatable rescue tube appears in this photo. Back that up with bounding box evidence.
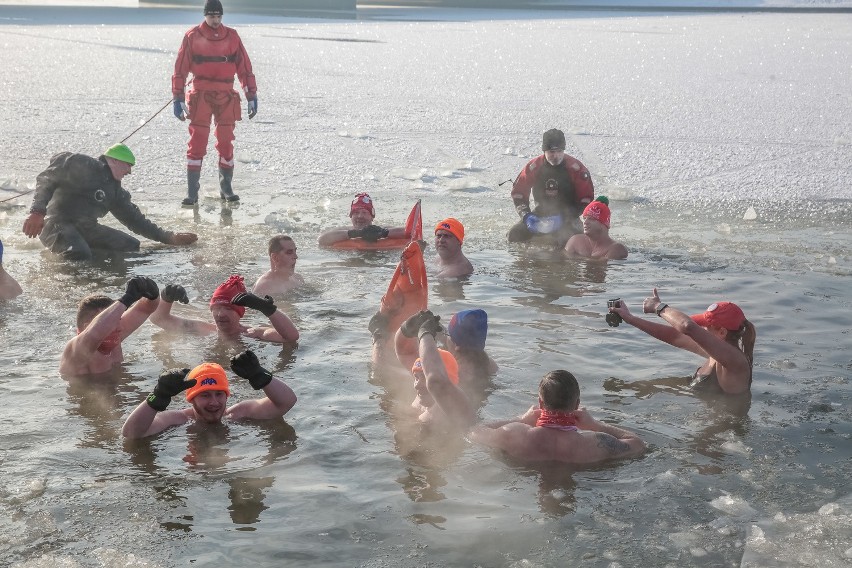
[332,200,423,251]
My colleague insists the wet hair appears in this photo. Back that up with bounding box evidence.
[538,370,580,412]
[727,318,757,371]
[76,294,114,329]
[268,235,294,255]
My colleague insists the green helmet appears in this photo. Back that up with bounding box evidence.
[104,143,136,166]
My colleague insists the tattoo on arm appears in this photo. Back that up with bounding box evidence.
[596,432,630,455]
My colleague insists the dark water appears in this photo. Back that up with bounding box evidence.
[1,8,851,568]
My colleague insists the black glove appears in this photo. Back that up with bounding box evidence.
[368,311,388,341]
[361,225,390,243]
[119,276,159,307]
[400,310,433,338]
[232,292,277,317]
[418,312,443,341]
[162,284,189,304]
[230,350,273,390]
[146,368,195,411]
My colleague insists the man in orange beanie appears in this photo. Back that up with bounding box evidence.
[122,349,297,438]
[564,196,628,260]
[150,274,299,343]
[434,217,473,278]
[318,192,408,247]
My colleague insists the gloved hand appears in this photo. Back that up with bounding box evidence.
[524,213,562,234]
[368,311,389,341]
[118,276,159,307]
[162,284,189,304]
[22,212,45,238]
[168,232,198,246]
[146,368,195,411]
[247,97,258,119]
[232,292,277,317]
[417,311,444,341]
[400,310,433,338]
[173,97,188,121]
[0,238,3,264]
[361,225,390,243]
[230,349,273,390]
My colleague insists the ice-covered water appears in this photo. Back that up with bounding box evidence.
[0,4,850,568]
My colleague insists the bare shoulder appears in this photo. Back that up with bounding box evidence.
[608,242,629,260]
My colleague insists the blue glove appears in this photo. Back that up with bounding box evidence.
[247,97,257,119]
[0,238,4,264]
[524,214,562,234]
[173,97,188,121]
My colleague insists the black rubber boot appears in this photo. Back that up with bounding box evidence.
[182,169,201,207]
[219,167,240,202]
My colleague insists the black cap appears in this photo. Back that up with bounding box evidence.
[204,0,223,15]
[542,128,566,151]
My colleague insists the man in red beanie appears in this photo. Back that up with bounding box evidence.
[122,350,297,438]
[172,0,257,206]
[508,128,594,247]
[564,196,628,260]
[434,217,473,278]
[318,193,408,247]
[150,275,299,343]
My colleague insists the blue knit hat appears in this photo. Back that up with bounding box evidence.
[448,309,488,351]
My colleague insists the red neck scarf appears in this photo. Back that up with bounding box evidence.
[536,408,578,430]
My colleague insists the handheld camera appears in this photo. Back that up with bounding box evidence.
[606,298,623,328]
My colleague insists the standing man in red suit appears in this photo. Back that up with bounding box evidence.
[172,0,257,207]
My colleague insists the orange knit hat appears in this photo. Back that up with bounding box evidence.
[434,218,464,245]
[411,349,460,385]
[185,362,231,401]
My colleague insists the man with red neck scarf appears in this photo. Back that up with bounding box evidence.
[150,275,299,343]
[470,371,646,464]
[60,277,160,376]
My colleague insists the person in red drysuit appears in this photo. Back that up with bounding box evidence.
[172,0,257,206]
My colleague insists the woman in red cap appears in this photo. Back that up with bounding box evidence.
[608,288,756,394]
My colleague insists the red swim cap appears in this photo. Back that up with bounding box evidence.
[350,193,375,218]
[209,275,247,317]
[690,301,746,331]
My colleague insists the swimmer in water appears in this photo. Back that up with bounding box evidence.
[252,235,304,297]
[150,275,299,343]
[563,197,628,260]
[60,276,160,376]
[398,310,477,430]
[121,350,297,438]
[608,288,756,395]
[0,238,22,300]
[469,370,646,464]
[318,192,408,247]
[433,218,473,279]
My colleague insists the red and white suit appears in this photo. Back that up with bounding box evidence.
[172,21,256,171]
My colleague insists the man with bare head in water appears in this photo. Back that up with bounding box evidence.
[61,276,160,376]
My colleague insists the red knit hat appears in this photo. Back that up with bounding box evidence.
[209,275,246,317]
[582,197,611,228]
[350,193,375,218]
[185,362,230,401]
[690,301,746,331]
[411,349,460,385]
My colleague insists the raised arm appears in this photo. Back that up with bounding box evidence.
[232,292,299,343]
[611,292,705,356]
[122,368,195,439]
[149,284,216,334]
[226,350,297,420]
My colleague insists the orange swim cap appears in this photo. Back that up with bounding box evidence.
[411,348,460,385]
[434,218,464,245]
[185,362,231,401]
